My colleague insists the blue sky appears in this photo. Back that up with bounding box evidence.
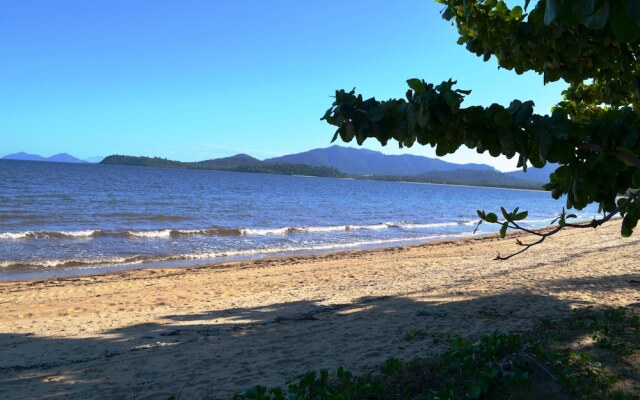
[0,0,565,171]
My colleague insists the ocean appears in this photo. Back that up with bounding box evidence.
[0,159,598,280]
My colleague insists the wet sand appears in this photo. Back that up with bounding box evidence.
[1,221,639,399]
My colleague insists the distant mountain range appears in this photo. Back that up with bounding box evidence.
[2,152,90,163]
[2,146,555,189]
[265,146,495,176]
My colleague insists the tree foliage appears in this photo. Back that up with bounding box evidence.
[100,155,346,178]
[322,0,640,255]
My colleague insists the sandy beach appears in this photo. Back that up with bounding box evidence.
[1,221,640,399]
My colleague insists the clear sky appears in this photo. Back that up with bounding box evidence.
[0,0,565,171]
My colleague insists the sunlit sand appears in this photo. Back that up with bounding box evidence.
[1,221,639,399]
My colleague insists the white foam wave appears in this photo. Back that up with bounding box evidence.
[0,233,475,270]
[389,222,459,229]
[0,256,141,269]
[240,227,290,236]
[0,230,99,239]
[167,233,469,261]
[176,229,206,234]
[303,225,349,233]
[0,221,469,241]
[0,232,32,239]
[128,230,172,238]
[61,230,99,237]
[349,223,388,230]
[239,221,464,236]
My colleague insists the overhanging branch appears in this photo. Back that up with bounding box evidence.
[494,192,638,260]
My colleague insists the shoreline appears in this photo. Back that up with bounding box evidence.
[2,221,639,399]
[0,231,478,282]
[2,220,589,283]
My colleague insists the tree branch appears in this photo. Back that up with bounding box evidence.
[494,192,638,260]
[494,227,562,260]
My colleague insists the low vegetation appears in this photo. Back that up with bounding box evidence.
[228,307,639,400]
[358,171,541,190]
[100,154,543,190]
[100,155,346,178]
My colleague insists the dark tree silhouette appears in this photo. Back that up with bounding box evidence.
[322,0,640,258]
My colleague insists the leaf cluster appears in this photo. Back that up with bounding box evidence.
[322,1,640,245]
[233,367,387,400]
[323,79,640,239]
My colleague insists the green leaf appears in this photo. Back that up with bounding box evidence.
[571,0,599,19]
[468,384,482,398]
[416,104,429,127]
[494,109,512,128]
[513,211,529,221]
[499,222,508,238]
[320,369,328,382]
[511,6,523,20]
[616,146,639,166]
[486,212,498,223]
[368,106,386,122]
[621,215,636,237]
[496,1,508,14]
[501,206,510,221]
[633,170,640,187]
[331,131,339,143]
[583,0,610,29]
[473,220,483,234]
[544,0,560,24]
[407,78,426,93]
[622,0,640,25]
[443,91,459,107]
[536,127,553,157]
[610,0,640,42]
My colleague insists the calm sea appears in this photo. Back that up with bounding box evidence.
[0,160,598,280]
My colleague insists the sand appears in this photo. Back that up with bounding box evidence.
[1,221,640,399]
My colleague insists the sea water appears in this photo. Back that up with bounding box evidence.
[0,159,599,280]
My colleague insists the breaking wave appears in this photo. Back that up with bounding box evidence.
[0,221,471,240]
[0,233,470,270]
[0,230,100,239]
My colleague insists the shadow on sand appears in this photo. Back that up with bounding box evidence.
[1,273,639,399]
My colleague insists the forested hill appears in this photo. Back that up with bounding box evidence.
[100,153,545,190]
[99,155,346,178]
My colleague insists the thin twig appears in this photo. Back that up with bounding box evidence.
[494,192,637,260]
[565,192,636,229]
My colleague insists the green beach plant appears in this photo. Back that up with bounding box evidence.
[231,307,640,399]
[322,0,640,258]
[403,326,427,341]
